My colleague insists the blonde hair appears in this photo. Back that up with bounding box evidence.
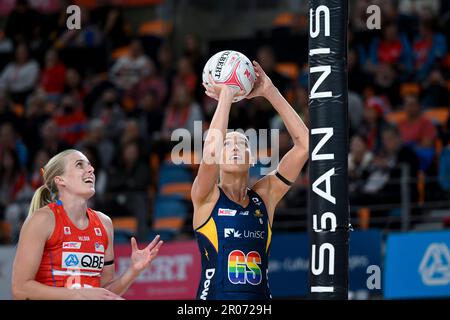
[28,149,79,215]
[225,131,249,144]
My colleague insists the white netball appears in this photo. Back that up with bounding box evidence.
[202,50,256,102]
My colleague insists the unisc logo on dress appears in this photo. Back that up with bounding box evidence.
[224,228,242,238]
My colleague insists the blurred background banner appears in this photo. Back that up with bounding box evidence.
[348,229,382,299]
[384,230,450,299]
[0,246,14,299]
[114,240,201,300]
[268,233,309,297]
[268,230,382,298]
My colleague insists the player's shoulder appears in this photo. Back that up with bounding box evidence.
[90,209,113,229]
[29,206,55,224]
[22,206,55,237]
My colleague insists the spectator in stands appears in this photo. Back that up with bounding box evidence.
[172,56,198,96]
[0,123,28,168]
[0,90,22,129]
[0,43,39,104]
[162,83,203,140]
[91,0,129,49]
[22,92,51,161]
[420,69,449,108]
[367,21,413,82]
[256,46,291,95]
[356,96,389,152]
[398,94,437,148]
[91,88,126,141]
[398,94,439,172]
[183,33,205,75]
[438,111,450,147]
[348,48,368,94]
[104,140,150,218]
[38,119,70,158]
[55,8,103,49]
[135,91,164,139]
[0,148,28,217]
[353,125,419,221]
[127,59,167,107]
[120,119,147,152]
[0,29,14,54]
[6,149,51,243]
[75,119,115,170]
[109,39,153,91]
[156,43,176,102]
[271,85,309,130]
[413,18,447,82]
[348,91,365,135]
[39,49,66,102]
[53,95,87,147]
[182,33,206,101]
[63,68,85,107]
[1,148,32,243]
[438,145,450,199]
[4,0,40,44]
[29,149,49,191]
[348,135,373,194]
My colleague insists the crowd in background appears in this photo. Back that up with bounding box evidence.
[0,0,449,243]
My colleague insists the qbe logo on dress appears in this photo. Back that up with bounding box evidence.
[64,254,79,267]
[62,252,105,270]
[419,243,450,286]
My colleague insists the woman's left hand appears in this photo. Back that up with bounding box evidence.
[130,235,163,274]
[246,60,275,99]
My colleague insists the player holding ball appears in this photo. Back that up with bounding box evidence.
[193,52,309,300]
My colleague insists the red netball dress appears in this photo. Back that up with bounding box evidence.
[35,201,109,288]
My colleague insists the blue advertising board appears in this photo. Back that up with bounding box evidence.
[269,230,382,298]
[384,230,450,299]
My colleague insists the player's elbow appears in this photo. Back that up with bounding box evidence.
[292,141,308,157]
[11,280,26,300]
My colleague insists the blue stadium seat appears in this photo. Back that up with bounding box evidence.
[153,195,188,219]
[157,163,193,189]
[114,229,133,244]
[152,195,190,241]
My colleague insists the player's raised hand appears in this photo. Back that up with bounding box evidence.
[129,235,163,274]
[246,60,274,99]
[203,75,244,101]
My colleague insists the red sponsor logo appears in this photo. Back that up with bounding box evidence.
[218,208,237,216]
[62,242,81,250]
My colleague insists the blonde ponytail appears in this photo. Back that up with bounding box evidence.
[27,149,78,216]
[28,185,53,216]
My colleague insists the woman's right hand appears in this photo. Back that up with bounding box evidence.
[75,287,124,300]
[203,75,244,101]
